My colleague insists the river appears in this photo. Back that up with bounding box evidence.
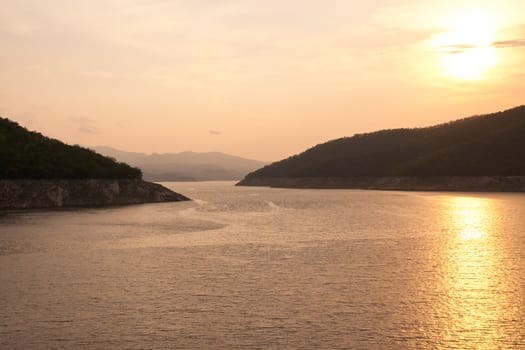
[1,181,525,349]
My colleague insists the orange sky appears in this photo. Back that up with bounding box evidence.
[1,0,524,161]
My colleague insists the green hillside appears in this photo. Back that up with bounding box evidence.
[244,105,525,179]
[0,118,142,179]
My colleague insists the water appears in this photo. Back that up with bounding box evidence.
[1,181,525,349]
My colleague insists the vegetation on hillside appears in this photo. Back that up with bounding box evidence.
[0,118,142,179]
[245,105,525,179]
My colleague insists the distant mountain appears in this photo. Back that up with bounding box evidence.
[0,118,141,179]
[91,146,268,181]
[239,105,525,184]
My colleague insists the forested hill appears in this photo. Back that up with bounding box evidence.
[243,105,525,179]
[0,117,142,179]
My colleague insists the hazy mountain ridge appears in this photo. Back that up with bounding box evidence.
[240,105,525,184]
[92,146,268,181]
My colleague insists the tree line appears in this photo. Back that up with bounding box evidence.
[246,105,525,178]
[0,118,142,179]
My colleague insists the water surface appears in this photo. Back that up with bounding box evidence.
[1,182,525,349]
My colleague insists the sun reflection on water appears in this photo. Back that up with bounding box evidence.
[440,196,517,348]
[450,197,490,241]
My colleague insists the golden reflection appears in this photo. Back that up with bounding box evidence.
[440,196,515,348]
[450,197,489,241]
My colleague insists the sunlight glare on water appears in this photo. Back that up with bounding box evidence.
[1,182,525,349]
[440,196,523,349]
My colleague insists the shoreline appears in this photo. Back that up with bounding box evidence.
[236,176,525,192]
[0,179,190,210]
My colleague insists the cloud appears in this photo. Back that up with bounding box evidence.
[69,115,101,135]
[437,39,525,55]
[438,44,478,54]
[209,130,222,136]
[69,116,94,123]
[78,125,101,135]
[492,39,525,48]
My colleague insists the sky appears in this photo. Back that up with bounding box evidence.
[1,0,525,161]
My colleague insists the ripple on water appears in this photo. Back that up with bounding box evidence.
[1,183,525,349]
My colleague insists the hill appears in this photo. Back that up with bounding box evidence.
[238,105,525,190]
[0,118,141,179]
[0,117,189,208]
[91,146,268,181]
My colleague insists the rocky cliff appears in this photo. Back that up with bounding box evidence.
[237,176,525,192]
[0,179,189,209]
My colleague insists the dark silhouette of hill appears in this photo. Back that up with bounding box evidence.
[0,118,141,179]
[242,105,525,180]
[92,146,268,181]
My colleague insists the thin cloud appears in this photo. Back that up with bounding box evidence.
[438,39,525,55]
[69,116,94,123]
[492,39,525,48]
[438,44,478,54]
[209,130,222,136]
[78,125,101,135]
[69,115,100,135]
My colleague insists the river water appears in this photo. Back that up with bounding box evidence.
[1,181,525,349]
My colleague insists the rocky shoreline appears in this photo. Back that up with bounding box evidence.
[0,179,190,209]
[237,176,525,192]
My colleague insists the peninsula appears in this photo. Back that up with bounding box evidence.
[0,117,189,209]
[238,105,525,192]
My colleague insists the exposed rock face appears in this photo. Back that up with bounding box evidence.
[237,176,525,192]
[0,179,190,209]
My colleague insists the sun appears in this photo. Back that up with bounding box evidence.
[432,10,500,80]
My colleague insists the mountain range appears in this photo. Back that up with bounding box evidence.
[91,146,268,181]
